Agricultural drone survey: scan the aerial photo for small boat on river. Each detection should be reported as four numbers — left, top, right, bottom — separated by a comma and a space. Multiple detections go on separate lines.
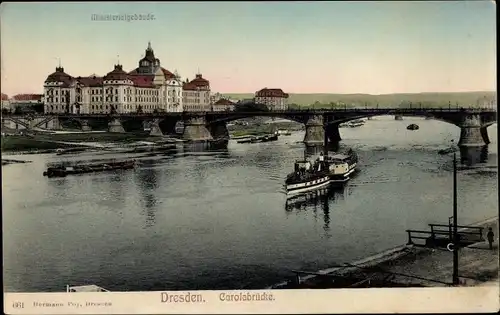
347, 119, 365, 128
43, 160, 136, 178
237, 137, 254, 144
239, 133, 279, 143
67, 284, 109, 292
438, 147, 456, 155
260, 134, 278, 142
56, 147, 88, 155
277, 129, 292, 136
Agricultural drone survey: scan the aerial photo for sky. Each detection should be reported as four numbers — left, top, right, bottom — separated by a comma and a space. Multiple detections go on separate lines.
0, 1, 496, 96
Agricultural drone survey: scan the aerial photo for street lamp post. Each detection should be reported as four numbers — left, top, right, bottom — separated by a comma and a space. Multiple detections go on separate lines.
452, 140, 459, 285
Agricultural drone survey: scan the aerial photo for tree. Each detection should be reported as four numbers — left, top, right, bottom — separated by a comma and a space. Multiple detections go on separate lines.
234, 102, 269, 112
32, 104, 44, 113
136, 105, 143, 114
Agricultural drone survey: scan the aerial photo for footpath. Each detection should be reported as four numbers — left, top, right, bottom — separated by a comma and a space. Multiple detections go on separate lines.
273, 217, 499, 289
376, 217, 498, 287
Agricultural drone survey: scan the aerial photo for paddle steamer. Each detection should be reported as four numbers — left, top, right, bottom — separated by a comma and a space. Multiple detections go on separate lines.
285, 149, 358, 195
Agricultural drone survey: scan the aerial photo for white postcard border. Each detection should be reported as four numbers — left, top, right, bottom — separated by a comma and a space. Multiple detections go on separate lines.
4, 286, 500, 314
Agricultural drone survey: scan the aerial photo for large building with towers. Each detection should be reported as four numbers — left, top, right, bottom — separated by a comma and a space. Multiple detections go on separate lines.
43, 42, 211, 114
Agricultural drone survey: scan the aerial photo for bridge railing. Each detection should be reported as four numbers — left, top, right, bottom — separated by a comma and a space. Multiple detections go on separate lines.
4, 106, 496, 118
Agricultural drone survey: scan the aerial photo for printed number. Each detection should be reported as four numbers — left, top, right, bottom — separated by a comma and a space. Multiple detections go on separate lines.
12, 302, 24, 309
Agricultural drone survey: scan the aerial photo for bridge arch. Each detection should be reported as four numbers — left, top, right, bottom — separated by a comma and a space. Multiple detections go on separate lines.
325, 113, 460, 127
204, 113, 307, 141
207, 112, 307, 125
2, 117, 30, 130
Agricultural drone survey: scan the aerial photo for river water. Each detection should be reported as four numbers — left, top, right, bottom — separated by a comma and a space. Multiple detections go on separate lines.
3, 116, 498, 292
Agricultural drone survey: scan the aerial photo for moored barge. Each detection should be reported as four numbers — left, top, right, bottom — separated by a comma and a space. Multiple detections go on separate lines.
43, 160, 136, 178
67, 284, 110, 292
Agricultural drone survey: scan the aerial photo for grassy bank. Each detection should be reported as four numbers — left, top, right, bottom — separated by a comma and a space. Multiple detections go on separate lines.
34, 132, 162, 143
223, 91, 496, 107
1, 136, 80, 152
1, 132, 163, 152
229, 122, 303, 137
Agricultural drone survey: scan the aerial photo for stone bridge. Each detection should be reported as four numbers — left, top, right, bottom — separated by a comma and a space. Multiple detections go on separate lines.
2, 105, 497, 148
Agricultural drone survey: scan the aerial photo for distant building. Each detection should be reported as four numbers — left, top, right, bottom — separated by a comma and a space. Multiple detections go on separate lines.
212, 98, 235, 112
255, 88, 289, 110
182, 74, 211, 112
210, 92, 224, 104
1, 93, 9, 110
10, 94, 43, 112
43, 42, 209, 114
210, 92, 239, 105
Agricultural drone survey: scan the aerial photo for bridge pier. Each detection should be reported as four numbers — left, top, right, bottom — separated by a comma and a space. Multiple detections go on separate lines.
2, 118, 9, 130
458, 114, 487, 147
480, 127, 490, 145
183, 115, 213, 142
108, 118, 126, 133
80, 120, 92, 132
459, 145, 489, 166
150, 119, 164, 136
158, 117, 180, 135
208, 121, 229, 140
325, 123, 342, 144
34, 116, 61, 130
303, 115, 324, 146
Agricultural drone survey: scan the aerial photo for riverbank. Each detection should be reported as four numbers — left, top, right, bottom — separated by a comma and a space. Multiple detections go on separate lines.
229, 121, 303, 137
1, 132, 163, 152
379, 216, 499, 287
271, 216, 499, 288
2, 159, 32, 166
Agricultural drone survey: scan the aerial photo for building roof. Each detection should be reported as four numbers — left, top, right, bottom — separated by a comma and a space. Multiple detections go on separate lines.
1, 93, 8, 101
44, 43, 178, 89
76, 76, 104, 87
128, 67, 176, 79
140, 41, 157, 63
11, 94, 43, 101
183, 74, 210, 91
255, 88, 289, 98
104, 64, 130, 81
131, 75, 155, 88
161, 68, 176, 79
214, 98, 235, 105
45, 66, 73, 84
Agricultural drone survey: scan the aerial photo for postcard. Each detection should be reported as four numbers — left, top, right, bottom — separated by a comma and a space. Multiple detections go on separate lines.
1, 1, 498, 314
